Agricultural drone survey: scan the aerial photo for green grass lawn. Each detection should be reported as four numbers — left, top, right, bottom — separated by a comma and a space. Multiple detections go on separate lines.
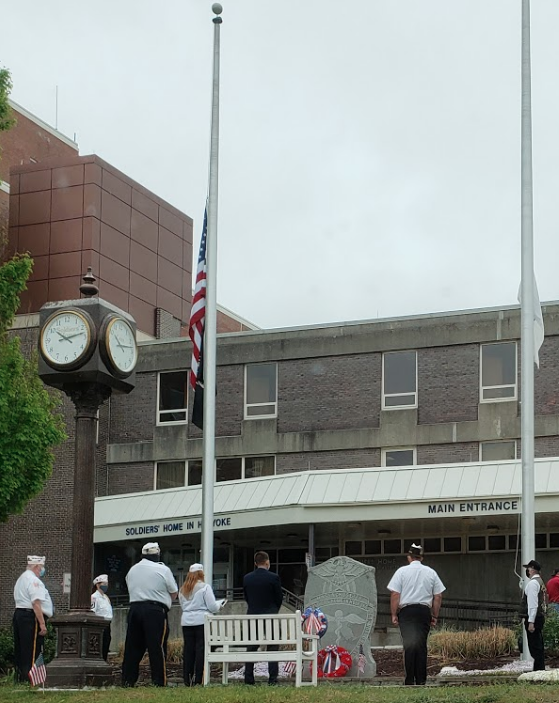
1, 684, 559, 703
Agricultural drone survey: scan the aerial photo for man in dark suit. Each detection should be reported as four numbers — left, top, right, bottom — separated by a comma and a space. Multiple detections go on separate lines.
243, 551, 283, 685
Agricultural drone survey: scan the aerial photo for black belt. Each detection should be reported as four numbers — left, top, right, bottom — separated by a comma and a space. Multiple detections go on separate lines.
15, 608, 34, 612
132, 600, 169, 613
400, 603, 430, 609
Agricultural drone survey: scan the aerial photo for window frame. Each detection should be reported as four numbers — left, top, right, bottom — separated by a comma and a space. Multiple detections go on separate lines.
382, 350, 418, 410
154, 460, 187, 491
479, 342, 517, 403
479, 440, 517, 462
244, 363, 278, 420
381, 447, 417, 468
156, 370, 188, 426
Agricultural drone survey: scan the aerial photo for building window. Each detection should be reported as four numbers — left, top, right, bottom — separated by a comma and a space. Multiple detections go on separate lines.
480, 441, 516, 462
245, 363, 277, 418
155, 461, 186, 490
245, 456, 275, 478
382, 351, 417, 409
443, 537, 462, 553
382, 448, 416, 468
480, 342, 517, 402
187, 460, 202, 486
158, 371, 188, 424
216, 458, 242, 482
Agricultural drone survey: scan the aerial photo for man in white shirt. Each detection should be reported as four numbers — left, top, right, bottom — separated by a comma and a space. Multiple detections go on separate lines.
387, 543, 445, 685
121, 542, 178, 687
521, 559, 546, 671
13, 555, 54, 683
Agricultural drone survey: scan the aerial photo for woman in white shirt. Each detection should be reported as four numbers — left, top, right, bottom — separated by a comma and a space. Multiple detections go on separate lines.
179, 563, 223, 686
90, 574, 113, 662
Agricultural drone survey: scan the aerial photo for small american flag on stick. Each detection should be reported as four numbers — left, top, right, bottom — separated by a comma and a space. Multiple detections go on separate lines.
189, 208, 207, 430
283, 661, 296, 676
28, 651, 47, 687
357, 644, 366, 675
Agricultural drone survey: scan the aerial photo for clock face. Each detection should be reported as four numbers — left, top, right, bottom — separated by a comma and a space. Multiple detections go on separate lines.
40, 310, 93, 369
106, 317, 138, 376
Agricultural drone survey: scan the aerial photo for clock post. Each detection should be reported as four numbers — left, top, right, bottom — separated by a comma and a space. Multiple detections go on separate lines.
38, 269, 137, 687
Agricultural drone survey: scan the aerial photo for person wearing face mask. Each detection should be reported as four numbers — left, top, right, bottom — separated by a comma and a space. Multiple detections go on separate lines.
91, 574, 113, 662
520, 560, 547, 671
13, 555, 53, 683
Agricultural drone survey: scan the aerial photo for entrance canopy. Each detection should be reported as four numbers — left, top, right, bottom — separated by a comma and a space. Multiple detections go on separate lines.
94, 458, 559, 543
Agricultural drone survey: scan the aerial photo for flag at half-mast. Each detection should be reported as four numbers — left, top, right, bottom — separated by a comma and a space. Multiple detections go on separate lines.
189, 208, 208, 429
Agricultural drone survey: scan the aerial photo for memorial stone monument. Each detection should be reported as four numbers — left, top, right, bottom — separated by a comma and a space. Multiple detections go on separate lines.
305, 556, 377, 677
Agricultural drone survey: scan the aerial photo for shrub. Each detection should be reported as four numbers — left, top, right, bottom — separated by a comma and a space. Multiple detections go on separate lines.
0, 623, 56, 674
428, 625, 516, 660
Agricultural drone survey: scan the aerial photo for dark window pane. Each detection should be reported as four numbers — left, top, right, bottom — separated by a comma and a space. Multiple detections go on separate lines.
385, 450, 414, 467
536, 533, 547, 549
482, 343, 516, 387
468, 536, 486, 551
246, 364, 277, 405
384, 351, 416, 395
509, 535, 518, 550
315, 548, 330, 560
488, 535, 506, 550
384, 394, 416, 407
345, 541, 362, 555
423, 538, 441, 553
481, 441, 516, 461
245, 456, 275, 478
384, 539, 402, 555
444, 537, 462, 552
156, 461, 184, 490
159, 371, 188, 411
187, 460, 202, 486
246, 404, 276, 417
216, 458, 242, 482
278, 549, 306, 562
483, 387, 515, 400
550, 534, 559, 548
364, 540, 381, 555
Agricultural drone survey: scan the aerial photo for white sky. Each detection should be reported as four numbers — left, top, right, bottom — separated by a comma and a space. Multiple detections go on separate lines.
3, 1, 559, 329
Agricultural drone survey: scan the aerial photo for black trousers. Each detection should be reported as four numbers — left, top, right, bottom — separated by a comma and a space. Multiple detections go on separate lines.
122, 602, 169, 687
13, 609, 44, 684
398, 604, 431, 685
244, 644, 279, 684
524, 615, 545, 671
182, 624, 204, 685
102, 624, 111, 662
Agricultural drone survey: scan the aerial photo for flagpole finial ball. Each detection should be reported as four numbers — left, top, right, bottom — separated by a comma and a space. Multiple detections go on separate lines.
212, 3, 223, 15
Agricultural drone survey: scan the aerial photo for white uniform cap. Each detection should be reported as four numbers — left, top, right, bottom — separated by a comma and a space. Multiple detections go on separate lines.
27, 555, 46, 566
93, 574, 108, 585
142, 542, 160, 555
189, 563, 204, 573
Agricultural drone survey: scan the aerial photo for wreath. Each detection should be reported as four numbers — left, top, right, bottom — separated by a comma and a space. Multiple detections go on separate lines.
302, 607, 328, 638
316, 645, 352, 678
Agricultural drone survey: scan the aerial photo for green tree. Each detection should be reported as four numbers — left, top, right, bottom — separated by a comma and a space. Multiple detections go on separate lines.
0, 66, 15, 140
0, 255, 66, 522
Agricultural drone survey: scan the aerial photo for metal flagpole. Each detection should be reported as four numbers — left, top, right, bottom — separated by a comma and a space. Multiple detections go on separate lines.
201, 2, 223, 587
520, 0, 535, 659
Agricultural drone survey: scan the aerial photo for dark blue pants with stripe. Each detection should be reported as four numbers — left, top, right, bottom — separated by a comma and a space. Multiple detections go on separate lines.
13, 609, 44, 683
122, 602, 169, 687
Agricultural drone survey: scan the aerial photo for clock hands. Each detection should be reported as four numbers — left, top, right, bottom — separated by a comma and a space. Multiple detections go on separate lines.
55, 330, 84, 343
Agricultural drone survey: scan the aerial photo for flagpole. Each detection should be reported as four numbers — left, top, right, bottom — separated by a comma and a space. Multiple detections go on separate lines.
201, 2, 223, 587
520, 0, 535, 641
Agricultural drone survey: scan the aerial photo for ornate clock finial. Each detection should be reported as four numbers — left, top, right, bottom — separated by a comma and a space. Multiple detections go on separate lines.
80, 267, 99, 298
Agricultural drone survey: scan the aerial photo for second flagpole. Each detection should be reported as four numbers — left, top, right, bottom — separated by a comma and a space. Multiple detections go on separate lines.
201, 2, 223, 587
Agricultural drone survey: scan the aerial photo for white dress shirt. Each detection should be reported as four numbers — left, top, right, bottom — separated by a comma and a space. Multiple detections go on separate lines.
126, 558, 178, 609
14, 569, 53, 617
91, 590, 113, 620
179, 581, 221, 626
524, 576, 541, 623
387, 560, 446, 607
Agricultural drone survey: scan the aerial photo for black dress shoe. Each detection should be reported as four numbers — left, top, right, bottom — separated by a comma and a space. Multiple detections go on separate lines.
268, 680, 278, 686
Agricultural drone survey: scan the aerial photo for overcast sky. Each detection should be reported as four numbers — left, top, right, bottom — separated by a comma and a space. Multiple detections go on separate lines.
3, 1, 559, 329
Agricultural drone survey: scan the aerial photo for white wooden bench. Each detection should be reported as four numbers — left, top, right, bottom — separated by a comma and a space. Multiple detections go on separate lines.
203, 609, 318, 687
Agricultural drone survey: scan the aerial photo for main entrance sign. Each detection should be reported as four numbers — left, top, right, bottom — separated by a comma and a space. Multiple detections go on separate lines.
427, 500, 519, 515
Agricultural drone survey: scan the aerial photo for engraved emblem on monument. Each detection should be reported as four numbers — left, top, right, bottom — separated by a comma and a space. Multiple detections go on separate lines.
304, 556, 377, 677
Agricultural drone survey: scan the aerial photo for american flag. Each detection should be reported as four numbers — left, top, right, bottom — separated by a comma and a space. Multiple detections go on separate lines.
189, 209, 207, 429
283, 661, 296, 676
28, 651, 47, 687
357, 644, 366, 675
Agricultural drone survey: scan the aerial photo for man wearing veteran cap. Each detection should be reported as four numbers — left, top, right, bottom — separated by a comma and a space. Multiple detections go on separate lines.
122, 542, 178, 687
13, 555, 53, 683
520, 559, 547, 671
387, 543, 445, 686
91, 574, 113, 662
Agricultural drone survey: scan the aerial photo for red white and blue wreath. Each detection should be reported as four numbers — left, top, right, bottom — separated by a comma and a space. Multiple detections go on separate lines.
316, 644, 352, 678
301, 607, 328, 638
